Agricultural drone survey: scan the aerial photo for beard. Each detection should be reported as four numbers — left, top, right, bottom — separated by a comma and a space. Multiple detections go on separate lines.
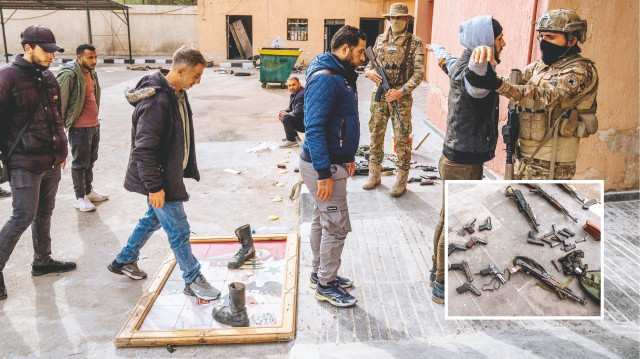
342, 50, 362, 69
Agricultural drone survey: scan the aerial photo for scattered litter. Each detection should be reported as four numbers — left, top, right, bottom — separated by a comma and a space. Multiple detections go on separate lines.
224, 169, 241, 175
166, 344, 176, 353
269, 215, 279, 221
246, 142, 279, 153
214, 69, 234, 74
279, 170, 288, 174
234, 72, 252, 76
282, 159, 290, 163
285, 150, 292, 154
381, 170, 394, 176
277, 164, 287, 169
272, 197, 283, 202
294, 167, 299, 173
276, 183, 286, 187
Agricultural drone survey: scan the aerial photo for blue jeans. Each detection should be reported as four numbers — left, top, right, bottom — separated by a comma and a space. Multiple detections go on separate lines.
115, 201, 201, 282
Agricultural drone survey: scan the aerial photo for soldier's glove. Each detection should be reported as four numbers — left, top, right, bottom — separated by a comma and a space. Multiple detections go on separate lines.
465, 70, 503, 91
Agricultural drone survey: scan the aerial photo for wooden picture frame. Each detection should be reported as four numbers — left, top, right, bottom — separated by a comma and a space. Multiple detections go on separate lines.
114, 233, 299, 347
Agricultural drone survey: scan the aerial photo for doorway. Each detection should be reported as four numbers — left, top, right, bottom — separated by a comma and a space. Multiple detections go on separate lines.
324, 19, 345, 52
227, 15, 252, 60
359, 18, 385, 49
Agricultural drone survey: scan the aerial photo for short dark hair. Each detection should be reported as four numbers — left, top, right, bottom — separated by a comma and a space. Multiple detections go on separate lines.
76, 43, 96, 55
21, 41, 37, 51
330, 25, 366, 52
173, 45, 207, 68
287, 76, 299, 83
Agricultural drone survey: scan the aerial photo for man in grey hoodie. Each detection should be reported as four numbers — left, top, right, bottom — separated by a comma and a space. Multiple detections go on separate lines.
428, 15, 505, 304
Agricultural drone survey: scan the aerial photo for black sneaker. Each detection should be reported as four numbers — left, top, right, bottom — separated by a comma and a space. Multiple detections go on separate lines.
108, 260, 147, 280
31, 259, 77, 276
0, 272, 7, 300
309, 272, 353, 289
0, 187, 10, 198
314, 280, 357, 307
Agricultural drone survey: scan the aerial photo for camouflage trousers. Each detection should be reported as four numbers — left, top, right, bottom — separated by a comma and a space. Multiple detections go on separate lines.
368, 94, 413, 170
514, 157, 576, 180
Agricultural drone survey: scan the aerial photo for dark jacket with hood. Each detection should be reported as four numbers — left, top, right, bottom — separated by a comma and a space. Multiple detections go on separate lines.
0, 55, 68, 171
123, 70, 199, 202
286, 86, 305, 119
301, 53, 360, 180
432, 15, 501, 164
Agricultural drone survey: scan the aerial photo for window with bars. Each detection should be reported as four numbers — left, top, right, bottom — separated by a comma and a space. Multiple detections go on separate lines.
114, 0, 197, 5
287, 18, 308, 41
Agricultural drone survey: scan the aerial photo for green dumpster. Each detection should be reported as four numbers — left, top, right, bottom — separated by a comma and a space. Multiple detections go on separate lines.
259, 48, 302, 89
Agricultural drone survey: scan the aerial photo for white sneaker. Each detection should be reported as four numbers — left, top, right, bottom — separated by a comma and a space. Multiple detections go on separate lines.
74, 196, 96, 212
87, 189, 109, 202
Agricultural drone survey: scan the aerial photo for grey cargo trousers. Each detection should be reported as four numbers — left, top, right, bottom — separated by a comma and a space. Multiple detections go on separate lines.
299, 159, 352, 286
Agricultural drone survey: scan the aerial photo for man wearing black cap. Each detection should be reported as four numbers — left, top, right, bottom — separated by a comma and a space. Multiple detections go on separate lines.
428, 16, 505, 304
0, 25, 76, 301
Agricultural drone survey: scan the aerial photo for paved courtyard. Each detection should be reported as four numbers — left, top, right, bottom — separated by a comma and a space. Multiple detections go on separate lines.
0, 64, 638, 358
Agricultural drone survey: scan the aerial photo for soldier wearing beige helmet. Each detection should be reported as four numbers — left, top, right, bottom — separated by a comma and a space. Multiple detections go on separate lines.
467, 9, 599, 180
362, 2, 424, 196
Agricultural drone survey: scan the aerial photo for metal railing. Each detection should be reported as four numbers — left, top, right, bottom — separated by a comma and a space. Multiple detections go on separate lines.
114, 0, 197, 5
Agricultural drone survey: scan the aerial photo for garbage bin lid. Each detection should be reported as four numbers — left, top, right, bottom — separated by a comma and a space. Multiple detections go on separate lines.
259, 48, 302, 56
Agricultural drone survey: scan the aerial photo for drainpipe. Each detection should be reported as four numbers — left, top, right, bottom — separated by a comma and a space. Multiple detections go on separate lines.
526, 0, 539, 64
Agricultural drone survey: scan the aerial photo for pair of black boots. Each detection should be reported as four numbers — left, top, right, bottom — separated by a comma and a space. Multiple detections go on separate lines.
213, 224, 255, 327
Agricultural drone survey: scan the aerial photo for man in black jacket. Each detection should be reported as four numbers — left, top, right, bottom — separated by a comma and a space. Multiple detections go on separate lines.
428, 16, 505, 305
107, 46, 220, 301
278, 76, 305, 148
0, 25, 76, 301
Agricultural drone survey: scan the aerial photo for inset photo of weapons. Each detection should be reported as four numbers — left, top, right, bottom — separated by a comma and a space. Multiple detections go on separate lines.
444, 180, 602, 318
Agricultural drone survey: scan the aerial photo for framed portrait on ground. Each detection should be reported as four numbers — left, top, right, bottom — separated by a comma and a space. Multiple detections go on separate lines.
114, 233, 299, 347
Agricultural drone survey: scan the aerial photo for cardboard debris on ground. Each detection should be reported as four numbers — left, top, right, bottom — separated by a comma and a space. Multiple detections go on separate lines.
224, 169, 242, 175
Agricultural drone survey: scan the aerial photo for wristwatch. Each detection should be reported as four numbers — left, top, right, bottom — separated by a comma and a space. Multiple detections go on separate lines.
401, 88, 408, 96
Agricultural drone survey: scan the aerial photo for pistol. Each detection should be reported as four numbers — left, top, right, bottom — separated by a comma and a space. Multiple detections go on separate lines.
448, 243, 467, 256
478, 217, 492, 231
463, 218, 476, 234
449, 260, 473, 282
456, 281, 481, 296
465, 236, 488, 249
478, 264, 507, 284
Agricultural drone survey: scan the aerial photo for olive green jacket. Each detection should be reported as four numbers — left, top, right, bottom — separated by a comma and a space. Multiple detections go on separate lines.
56, 60, 101, 129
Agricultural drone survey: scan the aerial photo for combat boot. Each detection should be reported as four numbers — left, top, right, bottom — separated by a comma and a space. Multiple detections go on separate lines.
227, 224, 255, 269
212, 282, 250, 327
362, 163, 382, 190
390, 168, 409, 197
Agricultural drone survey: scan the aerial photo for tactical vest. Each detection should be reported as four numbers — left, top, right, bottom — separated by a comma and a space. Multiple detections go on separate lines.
518, 55, 598, 163
376, 32, 413, 88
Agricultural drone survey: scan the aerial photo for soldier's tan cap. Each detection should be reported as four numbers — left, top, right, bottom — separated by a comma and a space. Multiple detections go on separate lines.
384, 3, 413, 18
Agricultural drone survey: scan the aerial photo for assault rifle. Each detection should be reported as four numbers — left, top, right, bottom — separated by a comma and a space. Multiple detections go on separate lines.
525, 184, 578, 223
354, 161, 395, 176
555, 183, 598, 209
449, 260, 473, 282
512, 256, 587, 305
502, 69, 522, 180
365, 47, 401, 121
505, 186, 540, 233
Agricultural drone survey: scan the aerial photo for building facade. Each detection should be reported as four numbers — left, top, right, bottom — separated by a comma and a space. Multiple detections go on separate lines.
197, 0, 415, 64
413, 0, 639, 191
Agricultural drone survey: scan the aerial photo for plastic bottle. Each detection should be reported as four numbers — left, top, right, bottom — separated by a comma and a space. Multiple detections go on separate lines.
252, 226, 289, 234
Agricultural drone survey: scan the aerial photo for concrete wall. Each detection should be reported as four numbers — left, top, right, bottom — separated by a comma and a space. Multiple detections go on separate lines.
197, 0, 415, 65
422, 0, 639, 191
0, 5, 198, 57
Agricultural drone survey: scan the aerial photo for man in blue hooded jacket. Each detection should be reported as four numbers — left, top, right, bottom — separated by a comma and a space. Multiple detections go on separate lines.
428, 16, 505, 304
299, 25, 366, 307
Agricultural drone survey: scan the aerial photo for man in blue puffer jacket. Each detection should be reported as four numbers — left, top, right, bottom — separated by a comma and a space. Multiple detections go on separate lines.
299, 25, 366, 307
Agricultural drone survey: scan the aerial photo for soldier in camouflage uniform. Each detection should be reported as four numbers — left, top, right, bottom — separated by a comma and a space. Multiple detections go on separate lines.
467, 9, 598, 180
362, 3, 424, 196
